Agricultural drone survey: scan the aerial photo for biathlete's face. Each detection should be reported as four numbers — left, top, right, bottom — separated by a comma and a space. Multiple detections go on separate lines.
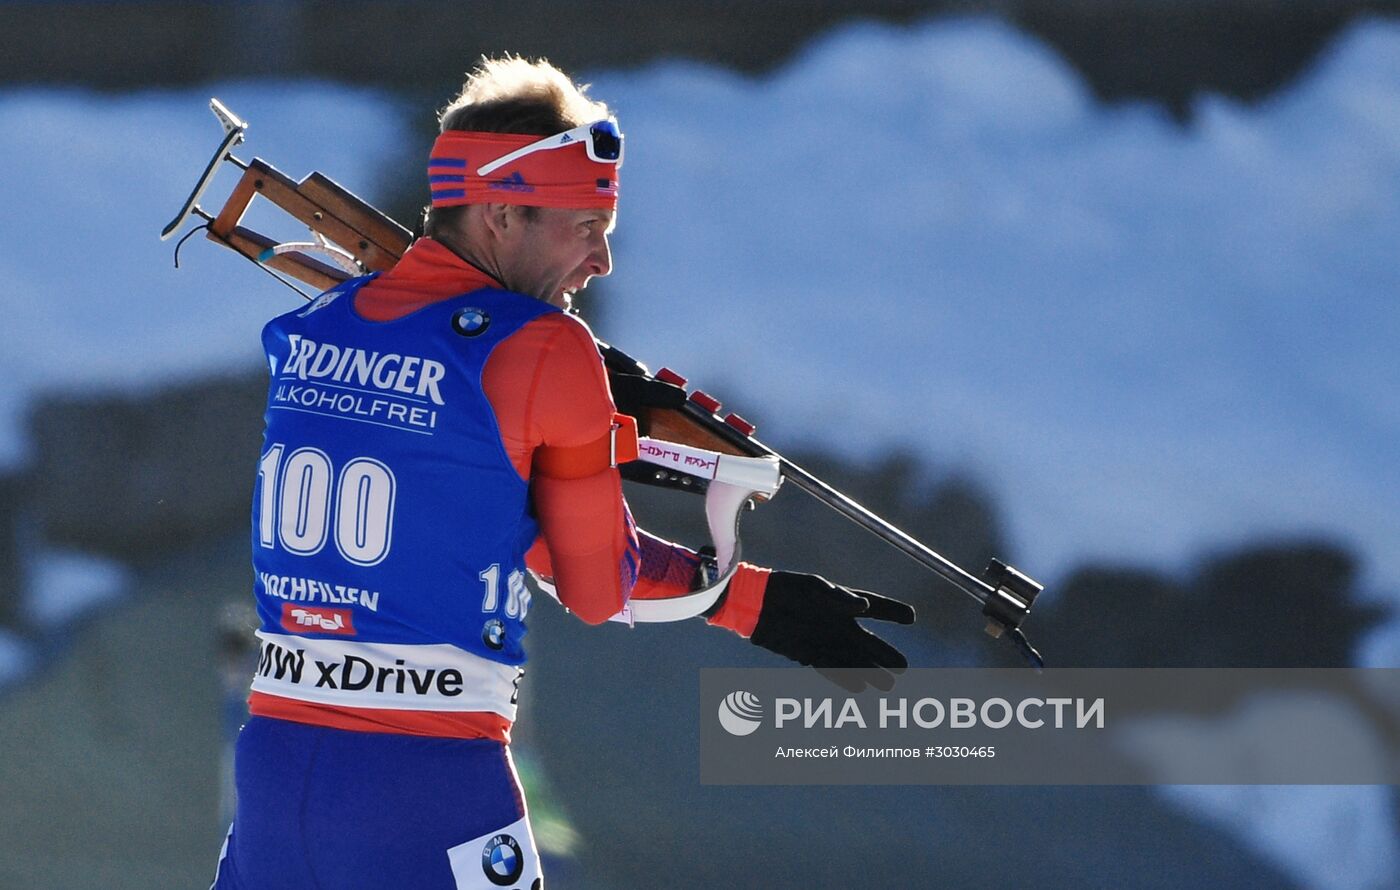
498, 205, 615, 310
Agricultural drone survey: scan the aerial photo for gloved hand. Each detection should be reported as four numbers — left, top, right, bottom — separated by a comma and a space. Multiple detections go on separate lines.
749, 570, 915, 692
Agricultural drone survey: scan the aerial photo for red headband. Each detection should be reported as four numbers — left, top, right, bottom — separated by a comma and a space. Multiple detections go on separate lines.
427, 131, 619, 211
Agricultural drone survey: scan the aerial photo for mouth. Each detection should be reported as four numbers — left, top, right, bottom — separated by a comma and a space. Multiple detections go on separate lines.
558, 277, 589, 302
552, 284, 577, 311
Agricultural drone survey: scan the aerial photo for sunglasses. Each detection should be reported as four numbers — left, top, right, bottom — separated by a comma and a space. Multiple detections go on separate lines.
475, 119, 624, 177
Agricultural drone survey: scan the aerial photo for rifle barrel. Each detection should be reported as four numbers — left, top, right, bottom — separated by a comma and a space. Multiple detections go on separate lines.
672, 399, 993, 609
768, 450, 992, 608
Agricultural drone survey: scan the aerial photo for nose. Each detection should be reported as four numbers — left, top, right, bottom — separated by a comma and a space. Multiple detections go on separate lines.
588, 232, 612, 278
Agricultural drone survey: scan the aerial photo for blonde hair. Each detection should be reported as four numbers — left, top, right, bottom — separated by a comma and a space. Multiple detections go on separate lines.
438, 55, 611, 135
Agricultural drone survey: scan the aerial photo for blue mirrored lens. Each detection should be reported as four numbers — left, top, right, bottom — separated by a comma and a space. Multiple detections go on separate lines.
589, 121, 622, 161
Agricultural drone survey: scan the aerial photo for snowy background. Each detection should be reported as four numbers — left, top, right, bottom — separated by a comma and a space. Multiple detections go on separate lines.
1, 14, 1397, 890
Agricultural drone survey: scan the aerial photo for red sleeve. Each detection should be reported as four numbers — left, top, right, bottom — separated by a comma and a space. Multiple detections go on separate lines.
484, 313, 637, 624
482, 312, 612, 479
484, 312, 769, 631
705, 563, 769, 638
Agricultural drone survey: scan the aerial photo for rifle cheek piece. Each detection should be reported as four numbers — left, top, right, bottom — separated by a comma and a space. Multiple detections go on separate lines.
981, 558, 1042, 639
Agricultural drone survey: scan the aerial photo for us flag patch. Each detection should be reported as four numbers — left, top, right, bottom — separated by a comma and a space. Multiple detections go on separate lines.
596, 178, 618, 195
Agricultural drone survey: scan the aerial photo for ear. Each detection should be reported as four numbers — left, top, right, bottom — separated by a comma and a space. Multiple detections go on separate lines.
480, 202, 514, 240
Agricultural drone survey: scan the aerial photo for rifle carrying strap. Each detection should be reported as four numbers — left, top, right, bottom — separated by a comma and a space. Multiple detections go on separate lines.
532, 413, 640, 479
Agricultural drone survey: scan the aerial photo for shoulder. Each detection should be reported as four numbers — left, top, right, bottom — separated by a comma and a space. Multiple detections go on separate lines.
491, 312, 612, 446
496, 310, 601, 366
528, 309, 597, 345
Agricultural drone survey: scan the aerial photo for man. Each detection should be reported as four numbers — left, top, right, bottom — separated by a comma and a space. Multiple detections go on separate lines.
212, 56, 914, 890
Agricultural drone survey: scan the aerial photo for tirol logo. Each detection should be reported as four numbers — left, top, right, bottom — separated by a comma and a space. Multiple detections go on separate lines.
718, 690, 764, 736
281, 604, 356, 635
481, 833, 524, 886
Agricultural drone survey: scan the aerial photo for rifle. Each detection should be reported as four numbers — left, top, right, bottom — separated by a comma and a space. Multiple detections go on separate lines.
162, 99, 1045, 666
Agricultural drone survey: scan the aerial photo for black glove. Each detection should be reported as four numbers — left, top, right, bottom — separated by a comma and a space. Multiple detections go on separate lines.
749, 571, 916, 692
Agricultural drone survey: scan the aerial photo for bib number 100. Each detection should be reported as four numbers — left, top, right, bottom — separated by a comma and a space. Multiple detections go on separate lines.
257, 443, 397, 566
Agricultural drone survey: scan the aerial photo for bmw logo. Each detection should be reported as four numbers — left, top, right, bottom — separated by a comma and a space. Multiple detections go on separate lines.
481, 833, 524, 886
482, 619, 506, 651
452, 307, 491, 337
